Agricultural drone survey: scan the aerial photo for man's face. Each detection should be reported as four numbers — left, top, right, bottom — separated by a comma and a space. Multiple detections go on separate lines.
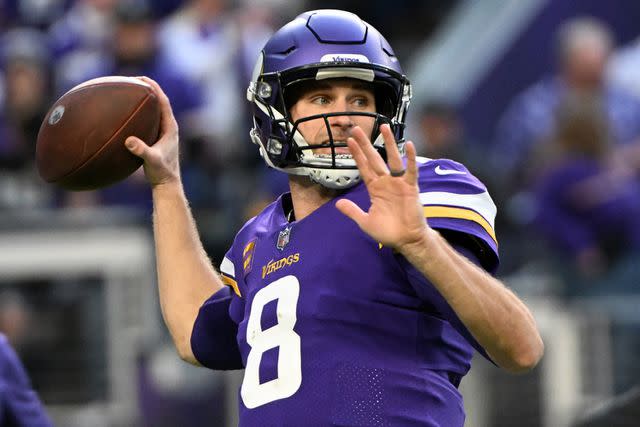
563, 36, 610, 91
5, 60, 48, 117
115, 22, 155, 64
288, 78, 376, 155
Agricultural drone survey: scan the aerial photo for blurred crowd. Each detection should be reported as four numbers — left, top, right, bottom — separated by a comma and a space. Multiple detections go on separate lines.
0, 0, 458, 260
2, 0, 640, 424
0, 0, 292, 252
417, 15, 640, 396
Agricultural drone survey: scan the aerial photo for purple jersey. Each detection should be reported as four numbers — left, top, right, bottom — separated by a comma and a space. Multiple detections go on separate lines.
192, 158, 498, 426
0, 334, 52, 427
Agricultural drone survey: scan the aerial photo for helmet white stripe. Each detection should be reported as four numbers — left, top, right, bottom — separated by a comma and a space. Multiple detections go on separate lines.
315, 67, 375, 82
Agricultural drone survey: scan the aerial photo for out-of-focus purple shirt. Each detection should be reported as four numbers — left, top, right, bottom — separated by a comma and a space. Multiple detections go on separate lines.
0, 334, 53, 427
532, 157, 640, 256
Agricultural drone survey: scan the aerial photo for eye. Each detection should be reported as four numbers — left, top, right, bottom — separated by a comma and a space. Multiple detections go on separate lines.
353, 97, 368, 107
311, 95, 330, 105
352, 96, 373, 109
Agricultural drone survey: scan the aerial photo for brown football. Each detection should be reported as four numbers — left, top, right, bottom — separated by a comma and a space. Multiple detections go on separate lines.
36, 76, 160, 191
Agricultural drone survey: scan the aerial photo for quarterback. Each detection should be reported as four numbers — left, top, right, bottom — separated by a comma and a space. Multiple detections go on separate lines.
126, 9, 544, 426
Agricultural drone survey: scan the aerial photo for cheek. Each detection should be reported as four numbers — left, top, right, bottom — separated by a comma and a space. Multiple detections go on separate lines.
290, 104, 322, 142
356, 116, 376, 138
295, 118, 325, 143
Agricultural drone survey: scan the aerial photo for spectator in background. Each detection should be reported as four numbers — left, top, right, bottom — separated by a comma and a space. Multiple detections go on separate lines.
2, 0, 68, 30
416, 101, 464, 160
157, 0, 274, 163
48, 0, 118, 95
103, 0, 206, 212
0, 28, 54, 210
0, 291, 32, 354
414, 100, 492, 186
110, 0, 203, 122
492, 17, 640, 194
60, 0, 206, 212
0, 333, 53, 426
234, 0, 283, 88
529, 94, 640, 395
155, 0, 280, 256
608, 32, 640, 99
530, 93, 640, 294
147, 0, 183, 19
413, 100, 535, 274
527, 92, 640, 395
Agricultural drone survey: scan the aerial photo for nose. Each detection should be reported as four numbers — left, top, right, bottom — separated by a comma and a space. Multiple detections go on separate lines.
329, 114, 354, 129
328, 98, 354, 130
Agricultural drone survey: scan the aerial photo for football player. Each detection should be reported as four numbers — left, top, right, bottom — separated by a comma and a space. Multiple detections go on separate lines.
126, 9, 544, 426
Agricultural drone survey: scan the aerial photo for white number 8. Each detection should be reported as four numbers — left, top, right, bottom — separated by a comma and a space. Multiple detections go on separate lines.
241, 275, 302, 408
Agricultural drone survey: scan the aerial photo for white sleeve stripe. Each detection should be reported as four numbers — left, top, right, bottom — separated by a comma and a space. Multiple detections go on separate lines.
415, 156, 432, 164
220, 256, 235, 278
419, 191, 497, 228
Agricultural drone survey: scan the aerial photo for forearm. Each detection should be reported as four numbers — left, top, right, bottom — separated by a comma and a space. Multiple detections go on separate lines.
401, 229, 544, 372
152, 180, 224, 363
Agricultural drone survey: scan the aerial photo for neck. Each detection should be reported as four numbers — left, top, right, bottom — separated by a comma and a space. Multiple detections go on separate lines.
288, 175, 341, 221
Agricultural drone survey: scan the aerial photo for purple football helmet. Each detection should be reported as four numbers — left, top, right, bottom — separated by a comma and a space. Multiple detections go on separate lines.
247, 9, 412, 189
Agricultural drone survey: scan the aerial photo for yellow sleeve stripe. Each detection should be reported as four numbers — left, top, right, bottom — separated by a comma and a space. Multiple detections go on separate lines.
423, 206, 497, 244
243, 241, 256, 257
221, 274, 241, 297
243, 255, 253, 270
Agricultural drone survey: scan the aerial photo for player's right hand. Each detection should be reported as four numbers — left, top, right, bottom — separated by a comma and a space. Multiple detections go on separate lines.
125, 76, 181, 187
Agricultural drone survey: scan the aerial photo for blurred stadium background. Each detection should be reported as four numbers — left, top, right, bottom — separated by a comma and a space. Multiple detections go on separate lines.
1, 0, 640, 426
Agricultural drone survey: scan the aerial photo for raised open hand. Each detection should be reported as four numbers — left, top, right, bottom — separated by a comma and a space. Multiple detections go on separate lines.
335, 124, 431, 252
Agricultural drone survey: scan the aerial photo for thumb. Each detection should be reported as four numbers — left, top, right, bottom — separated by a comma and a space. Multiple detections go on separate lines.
125, 137, 149, 159
335, 199, 367, 228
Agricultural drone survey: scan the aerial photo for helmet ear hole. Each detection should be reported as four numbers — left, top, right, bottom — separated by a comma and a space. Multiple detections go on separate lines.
283, 81, 307, 112
374, 82, 397, 118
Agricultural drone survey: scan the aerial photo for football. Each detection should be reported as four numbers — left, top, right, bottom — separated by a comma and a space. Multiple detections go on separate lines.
36, 76, 160, 191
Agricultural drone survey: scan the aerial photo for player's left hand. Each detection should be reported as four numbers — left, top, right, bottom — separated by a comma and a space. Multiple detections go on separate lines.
336, 124, 435, 253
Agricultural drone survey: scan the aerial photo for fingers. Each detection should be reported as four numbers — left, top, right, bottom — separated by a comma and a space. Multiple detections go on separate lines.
125, 136, 151, 160
404, 141, 419, 184
346, 137, 376, 184
138, 76, 168, 108
136, 76, 178, 136
350, 124, 407, 180
380, 124, 404, 175
350, 126, 388, 176
335, 199, 368, 228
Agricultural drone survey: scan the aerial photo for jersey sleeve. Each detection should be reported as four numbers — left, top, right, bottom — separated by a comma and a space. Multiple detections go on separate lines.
417, 157, 499, 272
190, 246, 245, 370
399, 243, 495, 364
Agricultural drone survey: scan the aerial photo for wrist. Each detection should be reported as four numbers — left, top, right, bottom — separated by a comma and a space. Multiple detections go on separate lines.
152, 177, 184, 198
396, 227, 441, 260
